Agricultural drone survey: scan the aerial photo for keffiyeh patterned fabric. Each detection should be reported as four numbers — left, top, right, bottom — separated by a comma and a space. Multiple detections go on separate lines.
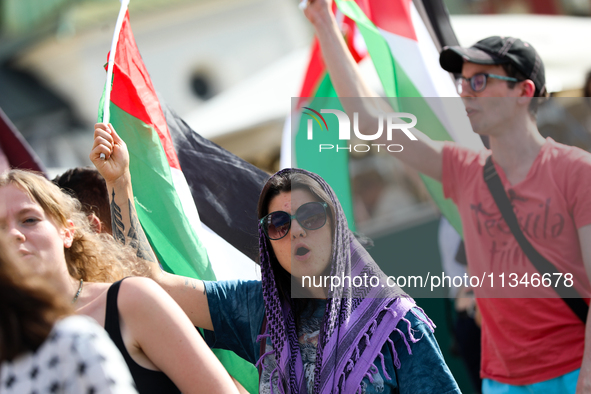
257, 168, 435, 394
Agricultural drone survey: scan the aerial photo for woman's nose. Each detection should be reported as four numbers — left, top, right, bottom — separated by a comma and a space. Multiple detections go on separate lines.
290, 219, 307, 239
7, 225, 25, 242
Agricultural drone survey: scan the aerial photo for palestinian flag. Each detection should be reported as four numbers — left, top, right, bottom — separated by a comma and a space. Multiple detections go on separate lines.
164, 103, 268, 264
290, 7, 367, 230
98, 4, 259, 391
292, 0, 484, 234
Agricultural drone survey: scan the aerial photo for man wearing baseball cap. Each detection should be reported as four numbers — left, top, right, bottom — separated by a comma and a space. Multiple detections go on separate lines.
303, 1, 591, 393
439, 36, 547, 97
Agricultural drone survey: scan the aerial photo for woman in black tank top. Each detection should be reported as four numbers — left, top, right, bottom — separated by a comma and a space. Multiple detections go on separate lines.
0, 170, 241, 394
104, 279, 179, 394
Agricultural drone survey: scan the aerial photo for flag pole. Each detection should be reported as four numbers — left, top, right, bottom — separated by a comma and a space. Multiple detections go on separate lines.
103, 0, 130, 125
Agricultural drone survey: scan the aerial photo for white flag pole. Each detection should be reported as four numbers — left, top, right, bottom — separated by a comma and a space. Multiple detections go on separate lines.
102, 0, 130, 125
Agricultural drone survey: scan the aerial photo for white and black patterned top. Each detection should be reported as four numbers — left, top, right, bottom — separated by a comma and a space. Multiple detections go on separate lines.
0, 315, 137, 394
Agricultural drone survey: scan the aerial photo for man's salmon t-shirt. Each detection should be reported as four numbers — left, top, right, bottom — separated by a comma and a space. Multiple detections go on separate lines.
441, 137, 591, 385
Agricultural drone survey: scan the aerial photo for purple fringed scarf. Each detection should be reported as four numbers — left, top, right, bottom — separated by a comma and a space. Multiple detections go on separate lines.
257, 168, 434, 394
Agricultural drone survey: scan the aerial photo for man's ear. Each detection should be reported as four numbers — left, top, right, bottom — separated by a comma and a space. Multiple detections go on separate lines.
63, 219, 75, 248
88, 213, 102, 234
516, 80, 536, 110
520, 79, 536, 98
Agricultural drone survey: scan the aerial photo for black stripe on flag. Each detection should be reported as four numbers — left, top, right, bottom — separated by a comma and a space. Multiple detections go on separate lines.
163, 103, 269, 263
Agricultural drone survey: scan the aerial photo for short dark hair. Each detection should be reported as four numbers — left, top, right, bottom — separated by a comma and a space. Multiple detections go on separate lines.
501, 62, 547, 117
53, 167, 111, 234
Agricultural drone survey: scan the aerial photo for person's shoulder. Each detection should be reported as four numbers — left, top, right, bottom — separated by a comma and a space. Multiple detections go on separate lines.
389, 306, 435, 346
545, 138, 591, 163
117, 276, 160, 296
115, 277, 169, 313
402, 307, 434, 332
443, 141, 489, 167
542, 138, 591, 180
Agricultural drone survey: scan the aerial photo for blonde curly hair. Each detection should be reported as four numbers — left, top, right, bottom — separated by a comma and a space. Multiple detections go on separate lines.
0, 169, 147, 283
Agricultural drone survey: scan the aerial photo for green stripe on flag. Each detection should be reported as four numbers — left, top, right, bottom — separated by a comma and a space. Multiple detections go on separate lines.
100, 102, 215, 279
295, 73, 356, 231
333, 0, 399, 100
334, 0, 463, 235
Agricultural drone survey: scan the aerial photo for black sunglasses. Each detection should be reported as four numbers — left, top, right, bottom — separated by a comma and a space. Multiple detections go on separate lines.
260, 201, 329, 240
456, 73, 521, 94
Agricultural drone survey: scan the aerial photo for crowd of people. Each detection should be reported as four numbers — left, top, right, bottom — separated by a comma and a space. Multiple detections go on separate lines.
1, 0, 590, 393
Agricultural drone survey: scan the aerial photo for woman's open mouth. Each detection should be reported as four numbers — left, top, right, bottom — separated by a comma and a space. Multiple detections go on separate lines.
294, 246, 311, 260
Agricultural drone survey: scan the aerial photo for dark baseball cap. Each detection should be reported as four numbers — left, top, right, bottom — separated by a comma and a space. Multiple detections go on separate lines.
439, 36, 546, 96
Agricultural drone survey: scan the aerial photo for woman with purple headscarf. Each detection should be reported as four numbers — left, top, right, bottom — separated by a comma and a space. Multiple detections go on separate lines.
91, 125, 460, 393
236, 168, 460, 394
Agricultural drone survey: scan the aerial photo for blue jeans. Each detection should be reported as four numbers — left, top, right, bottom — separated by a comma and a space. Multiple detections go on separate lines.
482, 369, 580, 394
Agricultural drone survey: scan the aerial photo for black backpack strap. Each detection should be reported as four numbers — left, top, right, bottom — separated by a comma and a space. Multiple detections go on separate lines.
483, 155, 588, 324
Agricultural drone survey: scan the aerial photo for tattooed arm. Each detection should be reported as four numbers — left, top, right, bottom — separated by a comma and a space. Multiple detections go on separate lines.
108, 185, 156, 263
90, 123, 214, 330
89, 122, 157, 265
